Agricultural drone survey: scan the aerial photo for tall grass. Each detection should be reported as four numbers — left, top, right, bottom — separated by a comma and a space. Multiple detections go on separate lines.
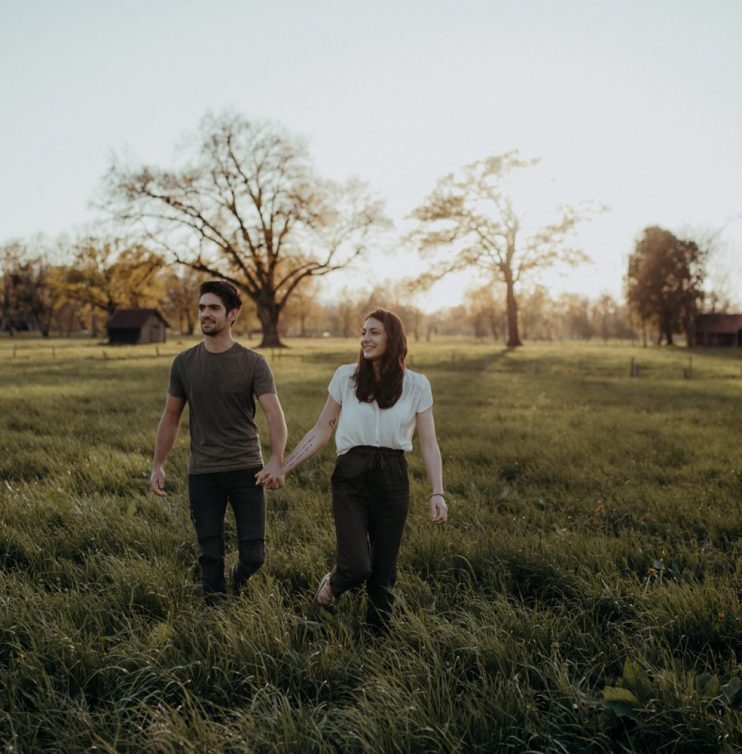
2, 337, 742, 752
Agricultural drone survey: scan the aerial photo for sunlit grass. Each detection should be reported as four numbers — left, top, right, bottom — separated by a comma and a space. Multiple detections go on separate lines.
2, 337, 742, 752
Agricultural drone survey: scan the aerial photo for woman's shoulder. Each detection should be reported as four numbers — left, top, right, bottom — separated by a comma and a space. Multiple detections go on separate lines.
331, 363, 357, 383
335, 363, 356, 376
403, 368, 431, 389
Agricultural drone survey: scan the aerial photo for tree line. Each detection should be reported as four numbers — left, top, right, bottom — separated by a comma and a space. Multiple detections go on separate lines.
1, 110, 736, 346
0, 241, 635, 344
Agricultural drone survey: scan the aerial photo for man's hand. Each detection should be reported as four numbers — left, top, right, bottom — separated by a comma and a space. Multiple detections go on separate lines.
150, 467, 167, 497
255, 458, 285, 489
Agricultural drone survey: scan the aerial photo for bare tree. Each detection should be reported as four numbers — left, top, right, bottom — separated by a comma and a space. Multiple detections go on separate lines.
557, 293, 594, 340
408, 151, 599, 347
679, 218, 742, 312
519, 285, 555, 340
466, 284, 504, 340
102, 112, 389, 347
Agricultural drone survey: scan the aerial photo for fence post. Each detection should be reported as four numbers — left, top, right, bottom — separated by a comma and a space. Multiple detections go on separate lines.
682, 356, 692, 379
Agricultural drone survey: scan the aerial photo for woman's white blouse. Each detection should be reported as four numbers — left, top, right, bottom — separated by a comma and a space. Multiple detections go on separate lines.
328, 364, 433, 455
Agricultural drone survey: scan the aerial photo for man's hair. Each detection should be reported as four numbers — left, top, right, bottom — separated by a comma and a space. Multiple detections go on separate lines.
199, 280, 242, 313
353, 308, 407, 409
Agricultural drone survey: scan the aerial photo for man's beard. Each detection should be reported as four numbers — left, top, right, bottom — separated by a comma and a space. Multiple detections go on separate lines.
201, 320, 224, 335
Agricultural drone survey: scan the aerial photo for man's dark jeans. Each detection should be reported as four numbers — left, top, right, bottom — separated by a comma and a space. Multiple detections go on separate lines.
329, 446, 410, 632
188, 468, 265, 600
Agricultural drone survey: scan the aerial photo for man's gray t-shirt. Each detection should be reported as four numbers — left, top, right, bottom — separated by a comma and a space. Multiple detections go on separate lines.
168, 342, 276, 473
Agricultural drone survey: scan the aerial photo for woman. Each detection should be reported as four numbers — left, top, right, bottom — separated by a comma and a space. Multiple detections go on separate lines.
259, 308, 447, 633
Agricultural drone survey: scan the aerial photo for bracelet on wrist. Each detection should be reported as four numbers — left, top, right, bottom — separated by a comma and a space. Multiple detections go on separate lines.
430, 493, 445, 499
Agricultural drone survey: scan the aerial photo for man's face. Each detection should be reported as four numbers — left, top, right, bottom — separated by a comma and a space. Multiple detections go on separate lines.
198, 293, 237, 336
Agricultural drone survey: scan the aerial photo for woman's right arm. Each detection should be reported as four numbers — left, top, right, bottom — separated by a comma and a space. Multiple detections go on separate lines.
256, 396, 341, 485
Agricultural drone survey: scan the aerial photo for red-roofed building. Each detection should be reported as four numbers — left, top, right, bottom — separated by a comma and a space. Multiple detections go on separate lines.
106, 308, 170, 345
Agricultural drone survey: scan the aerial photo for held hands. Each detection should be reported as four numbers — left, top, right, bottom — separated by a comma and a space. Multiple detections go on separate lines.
430, 493, 448, 524
255, 458, 285, 490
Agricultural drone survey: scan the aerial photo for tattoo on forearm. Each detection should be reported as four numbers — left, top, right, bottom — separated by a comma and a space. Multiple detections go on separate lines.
329, 418, 336, 428
284, 431, 318, 470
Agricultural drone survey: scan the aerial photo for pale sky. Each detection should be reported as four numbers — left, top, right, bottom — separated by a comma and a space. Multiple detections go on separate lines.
1, 0, 741, 311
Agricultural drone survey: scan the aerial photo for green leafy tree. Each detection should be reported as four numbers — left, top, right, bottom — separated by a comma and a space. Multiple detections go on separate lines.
626, 226, 704, 346
0, 240, 66, 337
63, 238, 165, 335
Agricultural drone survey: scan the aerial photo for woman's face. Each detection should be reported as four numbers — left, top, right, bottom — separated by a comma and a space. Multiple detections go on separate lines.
360, 317, 388, 361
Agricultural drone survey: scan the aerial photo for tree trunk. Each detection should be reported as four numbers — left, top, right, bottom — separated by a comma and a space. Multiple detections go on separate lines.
35, 315, 50, 337
256, 300, 285, 348
505, 276, 522, 347
185, 307, 195, 335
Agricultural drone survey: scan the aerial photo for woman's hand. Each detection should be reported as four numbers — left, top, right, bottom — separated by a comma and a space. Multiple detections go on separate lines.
430, 493, 448, 524
255, 462, 284, 489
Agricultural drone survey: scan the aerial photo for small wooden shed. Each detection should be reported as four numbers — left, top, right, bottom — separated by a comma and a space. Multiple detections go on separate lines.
694, 313, 742, 347
106, 308, 170, 345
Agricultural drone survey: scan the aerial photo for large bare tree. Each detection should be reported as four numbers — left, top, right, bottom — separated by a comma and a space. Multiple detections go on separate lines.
408, 151, 598, 347
102, 112, 389, 347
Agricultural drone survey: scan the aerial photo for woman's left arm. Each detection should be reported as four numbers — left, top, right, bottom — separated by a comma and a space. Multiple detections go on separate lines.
416, 407, 448, 524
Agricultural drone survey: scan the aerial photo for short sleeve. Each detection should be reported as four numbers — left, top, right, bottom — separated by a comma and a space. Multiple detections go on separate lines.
415, 375, 433, 413
168, 357, 186, 399
328, 365, 351, 404
253, 355, 277, 397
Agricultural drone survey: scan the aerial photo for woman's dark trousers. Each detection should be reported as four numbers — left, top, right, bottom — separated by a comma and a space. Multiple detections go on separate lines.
329, 446, 410, 632
188, 468, 265, 601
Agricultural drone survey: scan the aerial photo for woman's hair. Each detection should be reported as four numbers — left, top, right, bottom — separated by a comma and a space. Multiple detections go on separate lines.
354, 308, 407, 408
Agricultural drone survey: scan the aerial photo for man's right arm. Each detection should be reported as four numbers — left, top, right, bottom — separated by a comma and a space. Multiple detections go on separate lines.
150, 394, 186, 496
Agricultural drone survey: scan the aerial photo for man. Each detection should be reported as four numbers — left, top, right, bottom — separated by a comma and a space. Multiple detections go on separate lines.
150, 280, 287, 603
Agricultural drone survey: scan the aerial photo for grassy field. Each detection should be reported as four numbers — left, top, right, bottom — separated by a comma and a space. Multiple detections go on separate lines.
2, 336, 742, 753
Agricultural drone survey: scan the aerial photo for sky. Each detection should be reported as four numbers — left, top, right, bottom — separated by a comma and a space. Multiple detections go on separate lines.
1, 0, 741, 311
